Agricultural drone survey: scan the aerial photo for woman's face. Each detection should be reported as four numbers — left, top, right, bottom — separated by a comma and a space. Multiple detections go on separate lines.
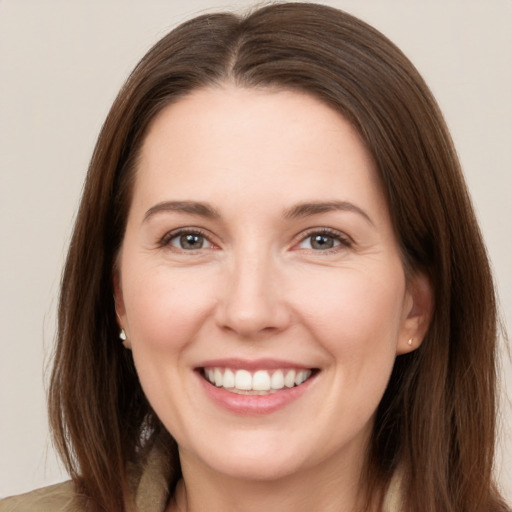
115, 86, 429, 482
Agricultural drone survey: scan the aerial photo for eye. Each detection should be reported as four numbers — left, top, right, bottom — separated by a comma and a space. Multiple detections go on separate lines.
163, 229, 214, 251
296, 229, 351, 251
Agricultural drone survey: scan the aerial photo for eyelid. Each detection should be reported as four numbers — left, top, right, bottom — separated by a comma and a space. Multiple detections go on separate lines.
159, 227, 217, 250
158, 226, 352, 253
292, 227, 353, 252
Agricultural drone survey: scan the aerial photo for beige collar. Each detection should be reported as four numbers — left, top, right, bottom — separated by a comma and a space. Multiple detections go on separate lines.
131, 440, 174, 512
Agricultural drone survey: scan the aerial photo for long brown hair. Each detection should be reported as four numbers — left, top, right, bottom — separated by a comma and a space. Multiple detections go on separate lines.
49, 3, 509, 511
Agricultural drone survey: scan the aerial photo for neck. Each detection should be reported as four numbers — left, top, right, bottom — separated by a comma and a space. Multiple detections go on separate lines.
168, 448, 380, 512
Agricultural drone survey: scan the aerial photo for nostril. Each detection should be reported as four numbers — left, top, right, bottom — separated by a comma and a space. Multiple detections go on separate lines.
215, 299, 292, 339
214, 268, 291, 337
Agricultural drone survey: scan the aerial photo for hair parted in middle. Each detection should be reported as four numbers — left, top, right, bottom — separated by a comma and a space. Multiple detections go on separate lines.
49, 3, 503, 512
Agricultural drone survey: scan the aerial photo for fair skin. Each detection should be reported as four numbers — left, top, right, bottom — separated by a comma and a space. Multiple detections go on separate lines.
115, 86, 432, 512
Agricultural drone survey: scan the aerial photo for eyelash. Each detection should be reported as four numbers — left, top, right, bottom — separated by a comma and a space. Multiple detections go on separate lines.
159, 227, 353, 253
159, 228, 213, 251
295, 228, 353, 253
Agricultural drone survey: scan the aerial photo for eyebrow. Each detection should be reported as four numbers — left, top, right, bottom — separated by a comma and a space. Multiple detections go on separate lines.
144, 200, 220, 222
283, 201, 374, 226
143, 199, 373, 226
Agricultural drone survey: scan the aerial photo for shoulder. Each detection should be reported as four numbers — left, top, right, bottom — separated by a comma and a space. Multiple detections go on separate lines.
0, 481, 84, 512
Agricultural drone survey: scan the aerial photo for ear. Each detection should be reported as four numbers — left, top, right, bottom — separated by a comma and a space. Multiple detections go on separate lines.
396, 271, 433, 355
113, 271, 131, 349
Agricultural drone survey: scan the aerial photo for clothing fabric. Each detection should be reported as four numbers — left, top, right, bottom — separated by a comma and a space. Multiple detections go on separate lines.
0, 443, 403, 511
0, 441, 172, 512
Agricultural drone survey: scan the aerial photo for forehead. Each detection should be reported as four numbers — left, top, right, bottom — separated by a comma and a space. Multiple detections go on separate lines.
142, 85, 369, 156
132, 85, 385, 217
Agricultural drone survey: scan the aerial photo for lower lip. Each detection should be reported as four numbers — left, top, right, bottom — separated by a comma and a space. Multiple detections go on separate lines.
197, 372, 317, 416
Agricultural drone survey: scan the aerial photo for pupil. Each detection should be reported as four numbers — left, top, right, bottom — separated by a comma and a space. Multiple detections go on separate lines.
311, 234, 333, 250
181, 234, 203, 249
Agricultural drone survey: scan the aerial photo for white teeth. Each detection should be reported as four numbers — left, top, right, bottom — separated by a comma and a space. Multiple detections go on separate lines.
204, 367, 313, 393
284, 370, 296, 388
235, 369, 252, 390
252, 370, 271, 391
223, 368, 235, 388
295, 369, 311, 385
271, 370, 284, 390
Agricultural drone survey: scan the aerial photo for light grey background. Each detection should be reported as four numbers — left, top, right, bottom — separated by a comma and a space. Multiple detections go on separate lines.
1, 0, 511, 501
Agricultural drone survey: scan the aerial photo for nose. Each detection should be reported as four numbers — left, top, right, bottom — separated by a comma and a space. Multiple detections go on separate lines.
215, 250, 292, 339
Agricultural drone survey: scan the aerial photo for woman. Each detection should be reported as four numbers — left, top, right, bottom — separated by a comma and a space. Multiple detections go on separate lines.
1, 2, 509, 511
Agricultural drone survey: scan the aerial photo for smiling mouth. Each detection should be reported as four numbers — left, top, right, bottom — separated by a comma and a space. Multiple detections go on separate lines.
201, 367, 318, 395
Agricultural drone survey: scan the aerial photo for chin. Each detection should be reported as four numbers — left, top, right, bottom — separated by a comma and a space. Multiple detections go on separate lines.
204, 451, 306, 482
179, 430, 312, 482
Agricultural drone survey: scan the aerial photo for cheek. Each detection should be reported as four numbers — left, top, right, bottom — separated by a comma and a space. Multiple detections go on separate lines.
293, 264, 406, 359
122, 264, 217, 353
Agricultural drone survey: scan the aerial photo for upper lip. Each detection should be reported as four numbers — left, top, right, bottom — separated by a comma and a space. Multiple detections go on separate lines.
195, 358, 316, 371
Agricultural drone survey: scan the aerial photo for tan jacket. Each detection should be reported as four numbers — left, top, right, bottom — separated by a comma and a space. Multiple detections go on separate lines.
0, 444, 403, 511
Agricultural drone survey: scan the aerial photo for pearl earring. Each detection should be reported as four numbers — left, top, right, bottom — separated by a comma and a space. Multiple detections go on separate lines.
408, 338, 413, 346
119, 329, 127, 341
